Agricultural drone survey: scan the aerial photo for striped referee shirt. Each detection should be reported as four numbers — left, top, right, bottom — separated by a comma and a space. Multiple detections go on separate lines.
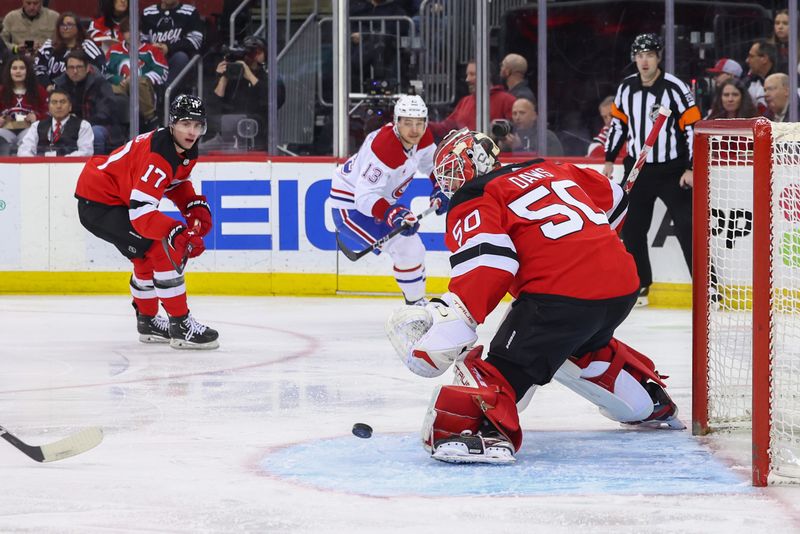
605, 70, 701, 168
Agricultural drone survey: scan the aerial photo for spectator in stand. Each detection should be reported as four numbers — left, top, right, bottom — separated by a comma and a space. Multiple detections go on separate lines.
764, 73, 794, 123
141, 0, 204, 88
705, 79, 758, 120
769, 9, 795, 75
0, 55, 48, 155
210, 35, 285, 150
494, 97, 563, 156
53, 50, 120, 154
35, 12, 106, 91
706, 57, 743, 86
17, 88, 93, 156
744, 39, 776, 115
106, 17, 167, 132
588, 96, 616, 158
1, 0, 59, 55
428, 60, 516, 140
499, 53, 535, 102
88, 0, 129, 49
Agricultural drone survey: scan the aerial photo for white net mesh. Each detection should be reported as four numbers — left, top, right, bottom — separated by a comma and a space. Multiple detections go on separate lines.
705, 124, 800, 481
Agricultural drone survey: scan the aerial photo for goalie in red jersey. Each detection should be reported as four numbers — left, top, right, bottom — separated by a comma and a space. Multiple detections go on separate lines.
75, 94, 218, 350
386, 128, 683, 464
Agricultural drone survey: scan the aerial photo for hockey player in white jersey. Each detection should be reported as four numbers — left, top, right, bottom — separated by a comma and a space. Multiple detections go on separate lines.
330, 95, 448, 304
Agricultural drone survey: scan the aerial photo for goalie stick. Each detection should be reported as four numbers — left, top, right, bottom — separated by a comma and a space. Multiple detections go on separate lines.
623, 106, 672, 193
336, 205, 437, 261
0, 424, 103, 463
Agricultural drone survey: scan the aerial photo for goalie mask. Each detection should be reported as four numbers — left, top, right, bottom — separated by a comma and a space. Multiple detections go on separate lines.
433, 129, 500, 198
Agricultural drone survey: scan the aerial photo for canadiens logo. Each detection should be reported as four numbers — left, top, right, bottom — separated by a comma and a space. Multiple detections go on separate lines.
648, 104, 662, 122
392, 177, 413, 199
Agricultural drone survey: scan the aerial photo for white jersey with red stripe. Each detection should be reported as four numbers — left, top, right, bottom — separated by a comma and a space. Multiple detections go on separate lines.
329, 123, 436, 218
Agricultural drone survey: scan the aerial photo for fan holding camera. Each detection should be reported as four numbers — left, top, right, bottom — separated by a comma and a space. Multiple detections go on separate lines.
491, 97, 563, 156
209, 36, 285, 150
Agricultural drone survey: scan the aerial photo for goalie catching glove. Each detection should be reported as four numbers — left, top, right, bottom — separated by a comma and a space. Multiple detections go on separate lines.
386, 292, 478, 378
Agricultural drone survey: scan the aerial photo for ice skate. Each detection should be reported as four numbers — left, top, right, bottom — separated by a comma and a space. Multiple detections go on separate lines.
137, 312, 170, 343
168, 313, 219, 350
431, 429, 516, 465
405, 297, 428, 306
624, 382, 685, 430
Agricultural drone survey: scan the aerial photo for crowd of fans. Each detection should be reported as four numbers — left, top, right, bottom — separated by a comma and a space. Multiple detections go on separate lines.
0, 0, 795, 157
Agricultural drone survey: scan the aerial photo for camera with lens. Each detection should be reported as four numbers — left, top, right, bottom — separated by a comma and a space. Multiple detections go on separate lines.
491, 119, 514, 138
223, 46, 247, 62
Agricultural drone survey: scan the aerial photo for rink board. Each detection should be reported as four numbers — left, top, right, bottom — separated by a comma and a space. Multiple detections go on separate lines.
0, 157, 691, 303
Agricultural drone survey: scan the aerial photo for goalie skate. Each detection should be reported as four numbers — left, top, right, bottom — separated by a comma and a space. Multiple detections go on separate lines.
431, 430, 516, 465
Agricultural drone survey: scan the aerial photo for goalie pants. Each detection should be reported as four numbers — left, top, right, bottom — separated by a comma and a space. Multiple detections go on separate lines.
77, 198, 189, 317
621, 156, 692, 288
332, 207, 426, 302
485, 290, 639, 400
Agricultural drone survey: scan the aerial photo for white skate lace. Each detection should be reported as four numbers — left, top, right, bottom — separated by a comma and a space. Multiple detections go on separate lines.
152, 315, 170, 332
184, 315, 208, 337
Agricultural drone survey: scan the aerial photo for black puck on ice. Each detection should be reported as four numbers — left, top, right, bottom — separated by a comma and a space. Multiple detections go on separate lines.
352, 423, 373, 439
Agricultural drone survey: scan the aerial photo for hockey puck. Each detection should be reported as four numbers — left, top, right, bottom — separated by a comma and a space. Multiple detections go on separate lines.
352, 423, 373, 439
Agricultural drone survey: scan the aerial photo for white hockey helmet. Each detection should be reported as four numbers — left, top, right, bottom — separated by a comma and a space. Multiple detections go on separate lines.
394, 94, 428, 123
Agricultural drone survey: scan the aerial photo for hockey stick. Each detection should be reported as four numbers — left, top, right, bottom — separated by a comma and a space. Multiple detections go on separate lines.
337, 205, 437, 262
0, 425, 103, 463
162, 220, 201, 275
623, 106, 672, 193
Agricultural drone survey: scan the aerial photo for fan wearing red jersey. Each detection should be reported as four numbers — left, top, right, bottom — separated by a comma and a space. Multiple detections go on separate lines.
386, 128, 683, 464
75, 94, 219, 350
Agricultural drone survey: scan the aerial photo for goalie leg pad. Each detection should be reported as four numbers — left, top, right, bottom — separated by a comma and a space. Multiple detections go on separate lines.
554, 358, 654, 423
572, 338, 666, 390
425, 348, 523, 452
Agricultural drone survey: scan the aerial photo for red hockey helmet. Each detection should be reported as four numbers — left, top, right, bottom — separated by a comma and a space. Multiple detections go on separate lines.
433, 128, 500, 197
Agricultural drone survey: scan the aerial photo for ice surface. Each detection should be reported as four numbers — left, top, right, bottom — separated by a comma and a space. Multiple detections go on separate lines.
0, 296, 798, 533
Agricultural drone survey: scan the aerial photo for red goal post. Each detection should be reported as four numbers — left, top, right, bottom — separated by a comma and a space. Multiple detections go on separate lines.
693, 118, 800, 486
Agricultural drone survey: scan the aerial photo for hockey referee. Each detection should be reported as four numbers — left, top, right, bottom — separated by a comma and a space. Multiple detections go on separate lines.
603, 33, 700, 307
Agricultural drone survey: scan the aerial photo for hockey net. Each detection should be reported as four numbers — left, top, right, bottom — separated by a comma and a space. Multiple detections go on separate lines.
693, 118, 800, 486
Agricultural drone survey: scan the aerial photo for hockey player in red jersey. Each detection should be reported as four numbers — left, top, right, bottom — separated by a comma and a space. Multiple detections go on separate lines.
330, 94, 448, 305
75, 94, 219, 349
386, 128, 683, 464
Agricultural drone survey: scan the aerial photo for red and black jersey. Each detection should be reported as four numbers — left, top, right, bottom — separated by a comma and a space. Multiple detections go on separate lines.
445, 159, 638, 324
75, 128, 199, 240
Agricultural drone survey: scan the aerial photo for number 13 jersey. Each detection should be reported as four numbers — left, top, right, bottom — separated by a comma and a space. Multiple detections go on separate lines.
444, 159, 639, 324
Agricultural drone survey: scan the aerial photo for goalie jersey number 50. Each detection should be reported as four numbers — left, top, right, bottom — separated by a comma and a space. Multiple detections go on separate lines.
453, 179, 609, 246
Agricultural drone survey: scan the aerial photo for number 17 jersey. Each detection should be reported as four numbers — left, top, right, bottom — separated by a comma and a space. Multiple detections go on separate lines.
445, 159, 639, 324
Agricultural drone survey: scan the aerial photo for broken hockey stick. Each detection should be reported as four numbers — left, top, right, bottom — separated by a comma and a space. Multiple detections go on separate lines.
0, 424, 103, 463
162, 220, 202, 275
623, 106, 672, 193
337, 205, 437, 262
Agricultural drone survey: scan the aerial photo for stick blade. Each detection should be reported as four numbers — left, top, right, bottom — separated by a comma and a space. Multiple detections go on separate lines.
335, 233, 362, 261
39, 427, 104, 463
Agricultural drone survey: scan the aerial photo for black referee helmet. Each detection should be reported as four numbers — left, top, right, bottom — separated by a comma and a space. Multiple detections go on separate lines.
630, 33, 663, 61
